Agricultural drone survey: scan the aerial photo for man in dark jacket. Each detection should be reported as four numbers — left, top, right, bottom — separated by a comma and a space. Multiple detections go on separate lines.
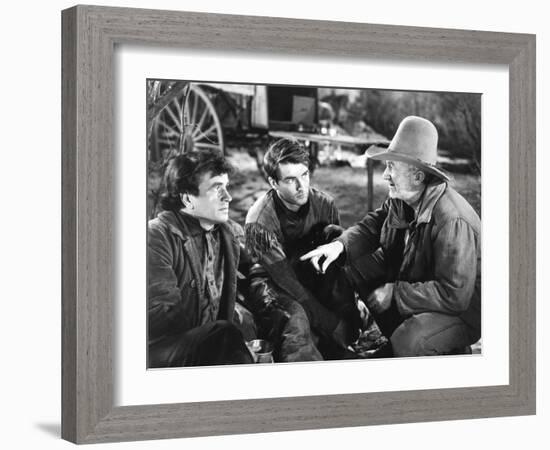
302, 116, 481, 357
148, 149, 254, 367
245, 138, 361, 361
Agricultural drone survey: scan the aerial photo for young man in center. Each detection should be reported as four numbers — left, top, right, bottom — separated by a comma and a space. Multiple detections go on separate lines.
244, 138, 362, 361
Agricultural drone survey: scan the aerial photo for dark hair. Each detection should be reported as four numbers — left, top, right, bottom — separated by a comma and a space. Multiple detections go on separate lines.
408, 165, 442, 186
263, 138, 310, 182
421, 171, 447, 186
422, 172, 438, 185
159, 149, 233, 211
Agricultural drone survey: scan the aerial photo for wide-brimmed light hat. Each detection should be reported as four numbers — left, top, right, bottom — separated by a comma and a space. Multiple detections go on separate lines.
366, 116, 450, 181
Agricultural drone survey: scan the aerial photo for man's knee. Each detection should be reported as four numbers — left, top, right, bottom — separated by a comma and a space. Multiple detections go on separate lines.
148, 320, 245, 367
278, 300, 323, 362
345, 252, 387, 301
390, 313, 471, 357
390, 316, 428, 357
233, 302, 257, 341
283, 300, 312, 336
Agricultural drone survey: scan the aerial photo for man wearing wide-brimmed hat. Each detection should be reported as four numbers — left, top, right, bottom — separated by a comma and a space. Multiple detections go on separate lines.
301, 116, 481, 357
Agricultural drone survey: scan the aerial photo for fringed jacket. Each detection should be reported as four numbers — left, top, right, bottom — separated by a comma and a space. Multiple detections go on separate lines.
244, 188, 342, 332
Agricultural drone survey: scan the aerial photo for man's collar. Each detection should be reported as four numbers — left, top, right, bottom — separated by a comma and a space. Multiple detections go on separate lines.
272, 188, 310, 217
387, 182, 447, 228
178, 211, 207, 233
157, 210, 220, 241
415, 182, 447, 224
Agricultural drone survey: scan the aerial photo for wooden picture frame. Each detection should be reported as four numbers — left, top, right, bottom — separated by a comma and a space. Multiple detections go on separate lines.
61, 5, 536, 444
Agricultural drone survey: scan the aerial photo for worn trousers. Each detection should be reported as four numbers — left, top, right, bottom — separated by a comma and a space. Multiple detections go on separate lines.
247, 270, 323, 362
390, 312, 479, 356
344, 250, 479, 356
148, 320, 254, 368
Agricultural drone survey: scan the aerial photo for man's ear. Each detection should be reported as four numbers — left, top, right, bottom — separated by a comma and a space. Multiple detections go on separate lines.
267, 177, 278, 190
414, 170, 426, 185
180, 192, 193, 209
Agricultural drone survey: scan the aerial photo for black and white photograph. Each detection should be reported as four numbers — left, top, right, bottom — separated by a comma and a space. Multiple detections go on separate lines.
146, 80, 482, 368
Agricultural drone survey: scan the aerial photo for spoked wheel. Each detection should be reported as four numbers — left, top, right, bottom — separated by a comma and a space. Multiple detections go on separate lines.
153, 83, 225, 158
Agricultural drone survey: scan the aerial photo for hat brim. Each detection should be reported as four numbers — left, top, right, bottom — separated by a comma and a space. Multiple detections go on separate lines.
366, 146, 450, 182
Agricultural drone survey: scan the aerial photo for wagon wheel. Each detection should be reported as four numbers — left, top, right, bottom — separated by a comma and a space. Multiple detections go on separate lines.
154, 83, 225, 157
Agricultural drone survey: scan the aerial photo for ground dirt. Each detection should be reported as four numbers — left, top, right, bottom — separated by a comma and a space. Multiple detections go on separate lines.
226, 148, 481, 227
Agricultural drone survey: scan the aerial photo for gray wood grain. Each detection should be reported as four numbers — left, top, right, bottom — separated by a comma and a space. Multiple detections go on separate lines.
61, 7, 77, 443
61, 5, 536, 444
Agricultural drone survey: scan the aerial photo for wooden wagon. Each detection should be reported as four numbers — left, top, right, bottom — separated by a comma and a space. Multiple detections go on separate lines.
147, 80, 388, 212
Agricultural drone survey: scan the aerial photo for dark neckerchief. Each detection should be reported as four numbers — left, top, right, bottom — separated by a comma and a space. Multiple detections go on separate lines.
389, 190, 425, 280
272, 191, 311, 243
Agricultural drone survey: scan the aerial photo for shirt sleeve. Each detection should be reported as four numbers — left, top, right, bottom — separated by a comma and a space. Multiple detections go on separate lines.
393, 217, 479, 316
328, 198, 341, 226
245, 222, 313, 302
337, 200, 389, 265
147, 224, 190, 338
244, 222, 340, 333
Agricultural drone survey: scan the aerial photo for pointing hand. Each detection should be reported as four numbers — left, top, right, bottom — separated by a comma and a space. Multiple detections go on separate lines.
300, 241, 344, 274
